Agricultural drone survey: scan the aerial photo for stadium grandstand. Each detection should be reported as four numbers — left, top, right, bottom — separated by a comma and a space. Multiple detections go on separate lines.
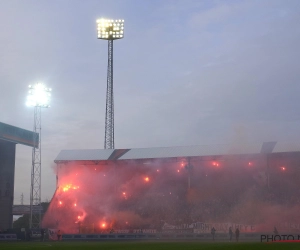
42, 142, 300, 234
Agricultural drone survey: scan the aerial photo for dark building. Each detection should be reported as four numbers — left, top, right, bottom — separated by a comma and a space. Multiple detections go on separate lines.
0, 122, 37, 230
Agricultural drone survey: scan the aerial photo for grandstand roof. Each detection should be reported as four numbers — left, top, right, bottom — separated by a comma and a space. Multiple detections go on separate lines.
54, 141, 300, 163
0, 122, 38, 147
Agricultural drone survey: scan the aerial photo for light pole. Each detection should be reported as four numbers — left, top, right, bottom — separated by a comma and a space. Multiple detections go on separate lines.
96, 18, 124, 149
26, 83, 51, 229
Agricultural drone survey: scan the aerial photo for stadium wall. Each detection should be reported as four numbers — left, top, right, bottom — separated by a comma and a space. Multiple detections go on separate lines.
0, 140, 16, 230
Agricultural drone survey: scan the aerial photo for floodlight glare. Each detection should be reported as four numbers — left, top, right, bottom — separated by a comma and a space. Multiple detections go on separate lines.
96, 18, 124, 40
26, 83, 51, 107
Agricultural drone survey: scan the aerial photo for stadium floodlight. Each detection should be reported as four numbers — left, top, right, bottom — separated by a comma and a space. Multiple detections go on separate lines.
26, 82, 51, 229
96, 18, 124, 149
97, 19, 124, 40
26, 83, 51, 107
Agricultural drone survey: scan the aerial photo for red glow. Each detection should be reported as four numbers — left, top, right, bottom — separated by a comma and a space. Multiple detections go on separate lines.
212, 162, 219, 167
42, 157, 300, 235
95, 168, 97, 170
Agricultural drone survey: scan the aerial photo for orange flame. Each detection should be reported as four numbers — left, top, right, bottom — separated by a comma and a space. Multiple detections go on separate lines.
61, 184, 79, 192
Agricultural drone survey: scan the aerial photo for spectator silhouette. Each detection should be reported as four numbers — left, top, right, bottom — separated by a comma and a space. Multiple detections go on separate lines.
211, 227, 216, 241
235, 228, 240, 242
57, 229, 62, 241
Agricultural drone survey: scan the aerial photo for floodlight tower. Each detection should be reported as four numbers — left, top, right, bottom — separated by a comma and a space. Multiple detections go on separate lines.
26, 83, 51, 229
97, 18, 124, 149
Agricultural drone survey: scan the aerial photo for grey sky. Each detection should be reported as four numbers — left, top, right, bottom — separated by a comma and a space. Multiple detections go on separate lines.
0, 0, 299, 203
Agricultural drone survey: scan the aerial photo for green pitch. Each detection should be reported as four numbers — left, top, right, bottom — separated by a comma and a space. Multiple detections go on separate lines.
0, 242, 299, 250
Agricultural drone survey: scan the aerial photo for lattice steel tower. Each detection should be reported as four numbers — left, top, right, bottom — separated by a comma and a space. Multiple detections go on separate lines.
97, 18, 124, 149
26, 83, 51, 228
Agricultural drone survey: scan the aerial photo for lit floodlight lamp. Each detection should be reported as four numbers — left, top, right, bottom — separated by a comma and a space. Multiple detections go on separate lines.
26, 83, 51, 107
96, 18, 124, 40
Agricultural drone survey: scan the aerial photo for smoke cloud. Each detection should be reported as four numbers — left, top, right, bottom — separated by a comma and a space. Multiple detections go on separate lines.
42, 156, 300, 234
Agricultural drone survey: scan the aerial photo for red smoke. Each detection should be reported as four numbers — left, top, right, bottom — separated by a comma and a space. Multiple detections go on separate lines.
42, 158, 300, 233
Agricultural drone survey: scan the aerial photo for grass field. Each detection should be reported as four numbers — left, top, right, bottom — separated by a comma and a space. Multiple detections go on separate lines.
0, 241, 300, 250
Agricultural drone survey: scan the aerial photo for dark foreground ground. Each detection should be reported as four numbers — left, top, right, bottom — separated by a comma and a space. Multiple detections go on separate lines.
0, 241, 299, 250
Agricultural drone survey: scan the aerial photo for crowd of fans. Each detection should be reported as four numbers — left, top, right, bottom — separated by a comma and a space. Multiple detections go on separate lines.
42, 161, 300, 232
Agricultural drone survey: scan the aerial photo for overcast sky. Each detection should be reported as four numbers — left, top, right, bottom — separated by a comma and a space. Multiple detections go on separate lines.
0, 0, 299, 204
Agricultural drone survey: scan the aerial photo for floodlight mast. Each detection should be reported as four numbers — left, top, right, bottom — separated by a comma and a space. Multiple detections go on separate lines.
97, 19, 124, 149
26, 83, 51, 229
